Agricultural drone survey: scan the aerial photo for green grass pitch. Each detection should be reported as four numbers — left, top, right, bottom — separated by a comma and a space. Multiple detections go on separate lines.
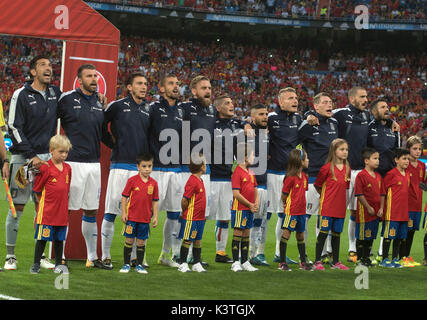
0, 184, 426, 300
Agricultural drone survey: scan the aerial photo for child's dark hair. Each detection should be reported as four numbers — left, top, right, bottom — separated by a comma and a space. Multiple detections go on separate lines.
361, 147, 378, 160
188, 153, 206, 174
285, 148, 307, 178
136, 152, 154, 164
394, 148, 410, 160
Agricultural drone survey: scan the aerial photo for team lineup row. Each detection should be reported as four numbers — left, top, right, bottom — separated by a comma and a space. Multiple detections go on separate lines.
1, 54, 426, 274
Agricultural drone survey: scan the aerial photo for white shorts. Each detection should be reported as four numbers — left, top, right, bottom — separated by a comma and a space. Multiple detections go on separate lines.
104, 168, 138, 215
150, 170, 183, 213
267, 173, 285, 214
254, 187, 268, 220
67, 162, 101, 211
208, 180, 233, 221
180, 172, 211, 217
347, 169, 361, 211
306, 183, 320, 215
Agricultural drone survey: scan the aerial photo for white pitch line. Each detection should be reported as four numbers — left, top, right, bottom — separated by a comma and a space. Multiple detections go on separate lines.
0, 294, 22, 300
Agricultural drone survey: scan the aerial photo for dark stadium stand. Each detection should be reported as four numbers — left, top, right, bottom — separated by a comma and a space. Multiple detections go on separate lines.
88, 0, 427, 21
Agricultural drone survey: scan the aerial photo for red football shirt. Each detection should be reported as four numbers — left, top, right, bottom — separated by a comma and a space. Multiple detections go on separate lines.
231, 165, 258, 211
407, 160, 426, 212
383, 167, 410, 221
33, 160, 71, 226
122, 175, 159, 223
282, 173, 308, 215
354, 169, 386, 223
182, 174, 206, 221
314, 163, 350, 218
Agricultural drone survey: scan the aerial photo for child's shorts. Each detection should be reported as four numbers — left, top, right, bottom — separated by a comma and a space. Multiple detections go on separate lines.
122, 220, 150, 240
178, 218, 205, 242
356, 218, 379, 240
281, 214, 305, 233
408, 211, 421, 231
317, 216, 345, 233
231, 210, 254, 229
381, 220, 408, 240
35, 224, 67, 241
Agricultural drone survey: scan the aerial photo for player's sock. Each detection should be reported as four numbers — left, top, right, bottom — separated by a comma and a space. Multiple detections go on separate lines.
179, 242, 190, 264
275, 213, 283, 257
136, 245, 145, 266
405, 230, 415, 257
5, 209, 23, 255
53, 240, 63, 266
399, 238, 407, 259
364, 240, 373, 261
392, 239, 401, 260
279, 236, 288, 263
249, 219, 262, 258
257, 212, 271, 256
424, 233, 427, 260
231, 235, 241, 262
356, 239, 363, 261
382, 238, 391, 260
170, 212, 182, 258
297, 239, 306, 262
162, 212, 180, 255
123, 243, 133, 265
215, 221, 229, 254
62, 224, 69, 260
34, 240, 47, 265
192, 243, 201, 264
331, 232, 341, 265
240, 237, 249, 263
315, 231, 328, 262
348, 216, 356, 253
81, 215, 98, 261
304, 215, 311, 243
378, 236, 384, 256
101, 213, 116, 261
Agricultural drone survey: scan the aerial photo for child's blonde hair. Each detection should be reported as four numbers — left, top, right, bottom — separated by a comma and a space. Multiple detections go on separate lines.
326, 138, 350, 181
406, 135, 422, 150
49, 134, 72, 151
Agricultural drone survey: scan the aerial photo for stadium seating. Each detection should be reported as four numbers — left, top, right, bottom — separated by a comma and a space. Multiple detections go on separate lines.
0, 35, 425, 144
89, 0, 427, 21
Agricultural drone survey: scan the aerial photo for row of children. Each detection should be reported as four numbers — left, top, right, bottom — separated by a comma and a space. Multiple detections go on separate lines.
29, 134, 427, 274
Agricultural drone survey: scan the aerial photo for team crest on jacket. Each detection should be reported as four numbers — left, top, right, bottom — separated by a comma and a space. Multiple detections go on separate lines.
178, 108, 183, 118
389, 228, 396, 237
365, 229, 371, 238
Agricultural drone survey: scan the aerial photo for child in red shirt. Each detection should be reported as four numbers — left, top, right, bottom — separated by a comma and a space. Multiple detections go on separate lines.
354, 148, 385, 267
230, 143, 259, 272
401, 136, 425, 266
279, 148, 311, 271
177, 153, 207, 273
381, 148, 410, 268
120, 153, 159, 274
31, 135, 72, 274
313, 138, 350, 270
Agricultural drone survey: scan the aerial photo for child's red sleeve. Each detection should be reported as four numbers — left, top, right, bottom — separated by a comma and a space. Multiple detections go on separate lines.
122, 179, 133, 198
153, 181, 159, 201
33, 164, 49, 193
314, 163, 328, 188
183, 178, 195, 200
282, 176, 294, 195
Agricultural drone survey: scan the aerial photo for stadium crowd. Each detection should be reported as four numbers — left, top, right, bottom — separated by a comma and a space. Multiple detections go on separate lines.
92, 0, 427, 21
0, 35, 425, 144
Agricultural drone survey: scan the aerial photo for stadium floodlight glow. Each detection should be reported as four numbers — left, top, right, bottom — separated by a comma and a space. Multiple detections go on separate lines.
216, 38, 220, 42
